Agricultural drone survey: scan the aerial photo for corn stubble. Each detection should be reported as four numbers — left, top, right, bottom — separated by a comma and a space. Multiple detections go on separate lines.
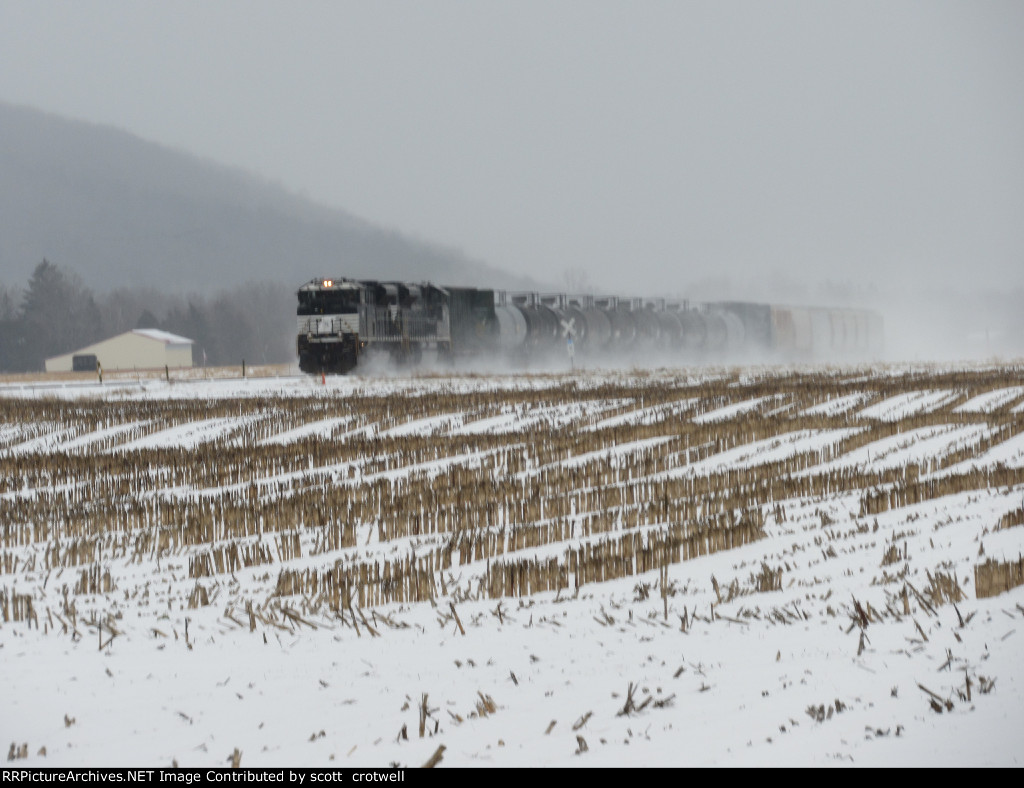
1, 364, 1023, 643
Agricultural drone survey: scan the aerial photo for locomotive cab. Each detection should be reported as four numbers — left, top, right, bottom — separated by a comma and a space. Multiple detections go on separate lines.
296, 278, 363, 374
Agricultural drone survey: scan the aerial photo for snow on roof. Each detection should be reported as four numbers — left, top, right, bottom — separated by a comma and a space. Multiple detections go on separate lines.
131, 328, 194, 345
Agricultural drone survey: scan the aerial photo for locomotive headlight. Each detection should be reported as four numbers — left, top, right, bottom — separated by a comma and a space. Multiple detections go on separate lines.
323, 279, 333, 288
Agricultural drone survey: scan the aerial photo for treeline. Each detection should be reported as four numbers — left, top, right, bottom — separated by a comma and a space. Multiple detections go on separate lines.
0, 260, 296, 372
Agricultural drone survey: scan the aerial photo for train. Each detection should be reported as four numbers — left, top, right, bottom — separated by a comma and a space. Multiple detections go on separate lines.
296, 277, 883, 374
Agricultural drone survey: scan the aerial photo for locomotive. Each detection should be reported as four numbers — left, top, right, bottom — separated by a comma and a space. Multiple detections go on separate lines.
296, 277, 883, 374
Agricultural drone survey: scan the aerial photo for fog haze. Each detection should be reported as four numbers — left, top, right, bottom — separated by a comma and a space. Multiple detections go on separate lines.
1, 2, 1022, 320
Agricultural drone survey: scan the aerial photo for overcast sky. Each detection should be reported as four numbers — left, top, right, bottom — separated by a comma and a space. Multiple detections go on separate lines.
1, 1, 1022, 298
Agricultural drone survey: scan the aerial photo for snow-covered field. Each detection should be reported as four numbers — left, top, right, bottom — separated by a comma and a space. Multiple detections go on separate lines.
1, 363, 1023, 767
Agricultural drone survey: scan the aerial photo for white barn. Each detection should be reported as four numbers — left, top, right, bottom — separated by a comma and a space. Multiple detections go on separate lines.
45, 329, 195, 373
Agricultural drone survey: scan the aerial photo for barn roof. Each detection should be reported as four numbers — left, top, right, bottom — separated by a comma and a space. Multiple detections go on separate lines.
131, 329, 194, 345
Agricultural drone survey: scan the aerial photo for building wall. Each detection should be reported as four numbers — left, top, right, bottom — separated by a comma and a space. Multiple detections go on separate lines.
45, 333, 194, 372
164, 343, 193, 368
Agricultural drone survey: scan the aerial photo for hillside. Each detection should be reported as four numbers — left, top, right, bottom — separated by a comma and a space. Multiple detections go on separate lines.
0, 102, 538, 294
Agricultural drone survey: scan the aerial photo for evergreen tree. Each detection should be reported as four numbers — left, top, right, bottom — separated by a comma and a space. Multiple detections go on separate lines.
135, 308, 160, 329
163, 300, 213, 366
0, 282, 19, 370
0, 283, 15, 321
18, 259, 103, 370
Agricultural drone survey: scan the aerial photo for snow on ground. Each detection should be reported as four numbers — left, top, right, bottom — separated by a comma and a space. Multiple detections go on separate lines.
544, 436, 675, 472
953, 387, 1024, 414
448, 410, 523, 436
380, 412, 467, 438
452, 400, 624, 435
583, 398, 697, 431
0, 423, 27, 447
692, 395, 780, 424
658, 428, 863, 478
940, 430, 1024, 475
1, 363, 1023, 768
856, 390, 961, 421
802, 392, 873, 417
807, 424, 993, 475
6, 426, 81, 455
0, 419, 157, 456
259, 416, 354, 446
118, 415, 264, 451
58, 420, 155, 453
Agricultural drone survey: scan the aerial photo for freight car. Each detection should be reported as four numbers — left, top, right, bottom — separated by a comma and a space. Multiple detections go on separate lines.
296, 278, 883, 374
